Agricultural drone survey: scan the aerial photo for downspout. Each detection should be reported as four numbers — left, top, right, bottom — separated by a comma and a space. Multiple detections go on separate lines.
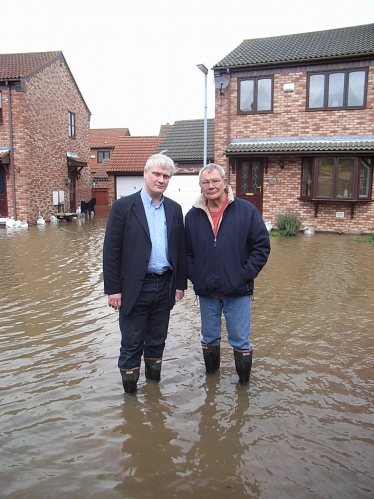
226, 68, 231, 180
6, 80, 17, 219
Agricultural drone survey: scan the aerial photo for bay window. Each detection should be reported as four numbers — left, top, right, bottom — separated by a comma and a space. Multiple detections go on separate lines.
301, 157, 372, 201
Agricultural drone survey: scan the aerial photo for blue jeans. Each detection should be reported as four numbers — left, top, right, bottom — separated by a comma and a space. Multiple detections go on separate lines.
118, 272, 171, 369
199, 295, 251, 350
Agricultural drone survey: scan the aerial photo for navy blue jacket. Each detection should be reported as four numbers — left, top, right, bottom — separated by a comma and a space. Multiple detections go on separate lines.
103, 190, 187, 314
185, 189, 270, 297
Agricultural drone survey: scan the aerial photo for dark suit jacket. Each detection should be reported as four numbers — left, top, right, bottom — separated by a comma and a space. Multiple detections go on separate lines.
103, 190, 187, 315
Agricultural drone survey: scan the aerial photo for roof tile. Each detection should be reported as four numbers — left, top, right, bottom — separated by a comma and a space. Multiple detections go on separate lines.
90, 128, 130, 148
214, 24, 374, 68
107, 136, 163, 173
0, 51, 62, 79
155, 119, 214, 161
226, 135, 374, 154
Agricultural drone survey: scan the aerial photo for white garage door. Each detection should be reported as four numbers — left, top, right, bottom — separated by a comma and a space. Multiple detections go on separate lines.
116, 175, 200, 216
116, 176, 144, 198
166, 174, 200, 216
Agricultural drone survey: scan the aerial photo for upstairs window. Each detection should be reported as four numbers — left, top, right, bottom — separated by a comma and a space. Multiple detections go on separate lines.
0, 91, 3, 124
238, 77, 273, 114
97, 150, 110, 163
68, 111, 76, 138
300, 157, 372, 201
307, 70, 367, 110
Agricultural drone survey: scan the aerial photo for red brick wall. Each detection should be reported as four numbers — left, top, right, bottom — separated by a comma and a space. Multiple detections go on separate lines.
215, 67, 374, 234
0, 58, 91, 224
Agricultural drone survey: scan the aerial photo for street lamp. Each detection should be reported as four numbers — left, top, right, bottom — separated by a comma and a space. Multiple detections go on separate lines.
197, 64, 208, 167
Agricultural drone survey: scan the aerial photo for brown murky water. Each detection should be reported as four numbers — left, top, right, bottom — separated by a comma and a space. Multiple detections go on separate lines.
1, 209, 373, 499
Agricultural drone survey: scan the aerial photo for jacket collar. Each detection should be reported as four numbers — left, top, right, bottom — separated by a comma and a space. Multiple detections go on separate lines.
193, 184, 234, 210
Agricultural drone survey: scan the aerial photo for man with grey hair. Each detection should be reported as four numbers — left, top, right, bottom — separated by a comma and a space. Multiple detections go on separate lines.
103, 153, 187, 394
185, 163, 270, 385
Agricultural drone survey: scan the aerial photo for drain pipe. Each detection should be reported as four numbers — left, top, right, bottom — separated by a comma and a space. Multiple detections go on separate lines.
226, 68, 231, 180
6, 80, 17, 219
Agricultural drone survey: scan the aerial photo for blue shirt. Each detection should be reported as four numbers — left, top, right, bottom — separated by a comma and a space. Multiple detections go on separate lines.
140, 188, 172, 274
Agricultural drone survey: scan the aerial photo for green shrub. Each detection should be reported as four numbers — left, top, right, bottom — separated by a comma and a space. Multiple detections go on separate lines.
275, 212, 302, 237
356, 233, 374, 243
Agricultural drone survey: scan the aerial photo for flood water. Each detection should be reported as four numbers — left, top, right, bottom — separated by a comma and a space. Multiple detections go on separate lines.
1, 208, 373, 499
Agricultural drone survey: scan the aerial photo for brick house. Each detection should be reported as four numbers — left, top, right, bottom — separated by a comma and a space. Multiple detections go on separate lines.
106, 120, 214, 216
90, 128, 130, 206
0, 51, 91, 223
213, 23, 374, 234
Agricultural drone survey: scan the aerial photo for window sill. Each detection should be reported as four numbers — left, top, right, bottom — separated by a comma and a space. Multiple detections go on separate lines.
299, 198, 372, 219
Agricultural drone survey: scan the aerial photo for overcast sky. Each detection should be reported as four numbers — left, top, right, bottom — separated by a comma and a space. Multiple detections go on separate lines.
3, 0, 374, 136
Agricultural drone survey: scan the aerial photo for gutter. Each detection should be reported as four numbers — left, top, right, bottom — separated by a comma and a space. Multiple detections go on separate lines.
5, 80, 17, 219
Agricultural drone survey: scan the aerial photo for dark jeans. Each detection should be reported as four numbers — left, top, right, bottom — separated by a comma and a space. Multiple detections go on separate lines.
118, 272, 172, 369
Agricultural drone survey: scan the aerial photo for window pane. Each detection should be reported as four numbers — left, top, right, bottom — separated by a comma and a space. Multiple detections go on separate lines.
240, 80, 254, 111
257, 79, 272, 111
348, 71, 365, 106
252, 161, 260, 191
309, 74, 325, 108
301, 159, 312, 197
241, 162, 249, 193
359, 158, 371, 197
337, 158, 354, 198
328, 73, 344, 107
98, 151, 110, 162
317, 158, 334, 197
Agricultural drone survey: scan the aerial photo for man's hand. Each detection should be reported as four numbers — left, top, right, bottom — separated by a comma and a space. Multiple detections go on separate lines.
108, 293, 122, 310
175, 289, 184, 302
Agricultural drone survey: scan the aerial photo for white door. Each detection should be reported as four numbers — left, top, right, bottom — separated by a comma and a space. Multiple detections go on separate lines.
116, 175, 200, 216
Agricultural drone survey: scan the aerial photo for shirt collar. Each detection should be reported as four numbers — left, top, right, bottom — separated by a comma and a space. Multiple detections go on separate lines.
140, 188, 164, 207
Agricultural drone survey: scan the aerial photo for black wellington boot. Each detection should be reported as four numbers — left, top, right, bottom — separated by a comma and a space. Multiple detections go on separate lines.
120, 367, 140, 394
144, 358, 162, 381
202, 343, 220, 373
234, 349, 253, 384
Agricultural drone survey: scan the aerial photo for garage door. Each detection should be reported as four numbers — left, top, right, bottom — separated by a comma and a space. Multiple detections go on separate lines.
116, 176, 144, 198
166, 174, 200, 216
116, 175, 200, 216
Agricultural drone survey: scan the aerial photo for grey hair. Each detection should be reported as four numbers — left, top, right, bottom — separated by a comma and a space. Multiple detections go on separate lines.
198, 163, 226, 183
145, 153, 176, 176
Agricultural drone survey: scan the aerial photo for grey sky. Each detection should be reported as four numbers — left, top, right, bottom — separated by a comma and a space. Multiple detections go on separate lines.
3, 0, 374, 135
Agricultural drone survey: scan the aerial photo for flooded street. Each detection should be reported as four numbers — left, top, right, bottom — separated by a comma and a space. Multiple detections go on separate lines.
1, 209, 373, 499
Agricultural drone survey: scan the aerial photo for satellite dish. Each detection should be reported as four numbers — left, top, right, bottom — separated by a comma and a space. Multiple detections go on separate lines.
214, 74, 230, 96
214, 74, 230, 89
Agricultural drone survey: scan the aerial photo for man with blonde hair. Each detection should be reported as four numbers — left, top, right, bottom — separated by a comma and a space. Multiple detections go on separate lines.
103, 153, 187, 394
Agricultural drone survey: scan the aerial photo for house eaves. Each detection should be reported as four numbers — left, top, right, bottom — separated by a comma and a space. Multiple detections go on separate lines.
226, 135, 374, 156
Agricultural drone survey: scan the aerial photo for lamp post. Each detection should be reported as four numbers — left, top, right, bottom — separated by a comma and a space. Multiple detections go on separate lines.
197, 64, 208, 166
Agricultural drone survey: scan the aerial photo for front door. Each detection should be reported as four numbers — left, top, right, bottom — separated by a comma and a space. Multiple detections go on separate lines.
236, 158, 264, 213
0, 166, 8, 216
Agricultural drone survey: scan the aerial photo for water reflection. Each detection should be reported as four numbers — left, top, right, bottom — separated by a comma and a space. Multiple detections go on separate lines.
1, 214, 373, 499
